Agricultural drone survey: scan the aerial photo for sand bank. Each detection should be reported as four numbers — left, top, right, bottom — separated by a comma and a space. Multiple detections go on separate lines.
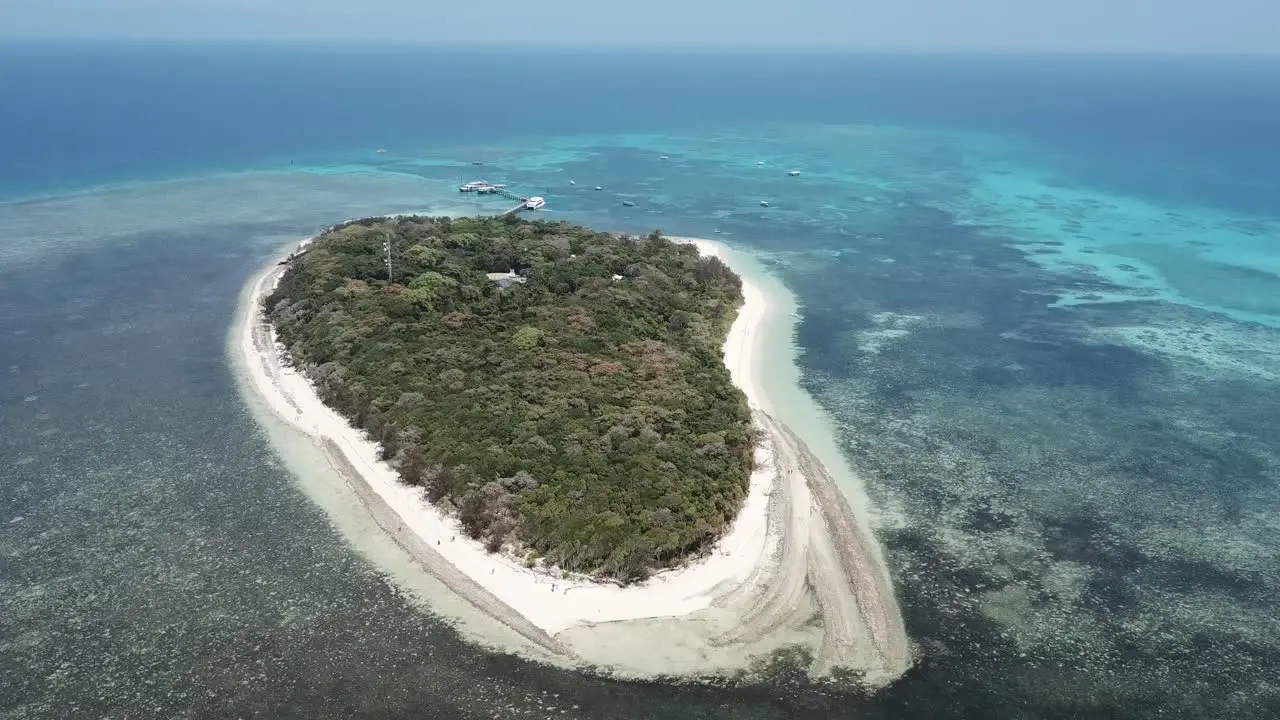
235, 228, 911, 683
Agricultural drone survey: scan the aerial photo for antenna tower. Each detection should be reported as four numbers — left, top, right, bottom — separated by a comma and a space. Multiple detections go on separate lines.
383, 228, 394, 283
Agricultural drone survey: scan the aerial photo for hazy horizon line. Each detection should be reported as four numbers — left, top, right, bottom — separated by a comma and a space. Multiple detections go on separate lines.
2, 38, 1279, 59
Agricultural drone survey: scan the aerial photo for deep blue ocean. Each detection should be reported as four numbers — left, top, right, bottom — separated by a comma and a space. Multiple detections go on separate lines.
5, 45, 1279, 213
2, 44, 1279, 718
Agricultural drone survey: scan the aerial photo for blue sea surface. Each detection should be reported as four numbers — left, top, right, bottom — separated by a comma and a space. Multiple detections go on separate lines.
2, 44, 1279, 718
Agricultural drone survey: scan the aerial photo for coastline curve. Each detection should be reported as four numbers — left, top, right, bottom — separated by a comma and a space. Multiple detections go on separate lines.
232, 221, 912, 684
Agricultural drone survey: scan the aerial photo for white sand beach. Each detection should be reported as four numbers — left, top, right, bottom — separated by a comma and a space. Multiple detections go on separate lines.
235, 227, 911, 683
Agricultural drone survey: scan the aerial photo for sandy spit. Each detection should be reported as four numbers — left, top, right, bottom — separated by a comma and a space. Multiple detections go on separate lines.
234, 227, 911, 683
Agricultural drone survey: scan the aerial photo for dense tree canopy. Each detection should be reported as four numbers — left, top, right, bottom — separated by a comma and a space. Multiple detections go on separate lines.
266, 215, 753, 581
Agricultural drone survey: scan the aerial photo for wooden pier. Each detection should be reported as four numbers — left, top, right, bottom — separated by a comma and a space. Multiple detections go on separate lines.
460, 181, 545, 216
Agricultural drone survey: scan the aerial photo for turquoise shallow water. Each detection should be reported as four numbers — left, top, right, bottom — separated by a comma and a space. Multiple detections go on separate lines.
2, 47, 1280, 718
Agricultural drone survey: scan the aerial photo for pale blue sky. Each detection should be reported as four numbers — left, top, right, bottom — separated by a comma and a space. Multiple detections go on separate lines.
1, 0, 1276, 53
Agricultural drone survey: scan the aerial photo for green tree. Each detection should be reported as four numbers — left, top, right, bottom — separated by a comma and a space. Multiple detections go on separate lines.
265, 216, 750, 580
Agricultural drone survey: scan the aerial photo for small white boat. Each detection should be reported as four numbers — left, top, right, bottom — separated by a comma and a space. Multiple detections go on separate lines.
594, 186, 603, 191
713, 228, 722, 234
659, 155, 669, 160
524, 196, 546, 210
622, 200, 635, 207
757, 161, 764, 166
375, 148, 387, 154
569, 180, 576, 185
460, 180, 506, 194
760, 201, 769, 207
788, 170, 801, 176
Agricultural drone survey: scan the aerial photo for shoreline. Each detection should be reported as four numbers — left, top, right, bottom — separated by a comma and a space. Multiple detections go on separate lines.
235, 225, 911, 681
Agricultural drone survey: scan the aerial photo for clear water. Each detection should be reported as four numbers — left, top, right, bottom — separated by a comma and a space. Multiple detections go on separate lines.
2, 45, 1279, 718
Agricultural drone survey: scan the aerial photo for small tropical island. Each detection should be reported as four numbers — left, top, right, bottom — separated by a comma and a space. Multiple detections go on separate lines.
266, 215, 752, 581
238, 214, 912, 685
